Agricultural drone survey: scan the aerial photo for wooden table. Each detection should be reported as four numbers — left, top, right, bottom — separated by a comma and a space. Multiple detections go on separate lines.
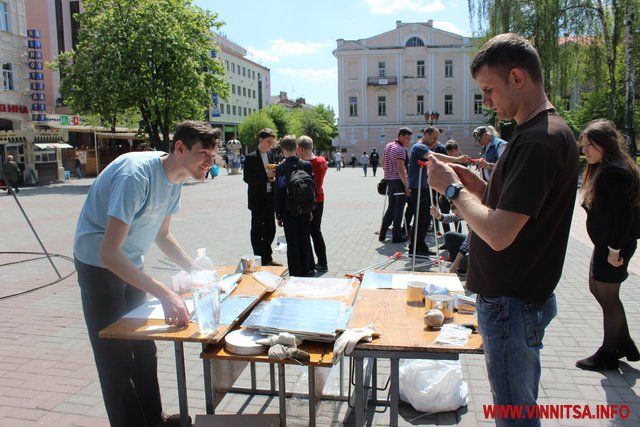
348, 281, 483, 427
201, 334, 335, 427
99, 265, 286, 427
200, 276, 360, 426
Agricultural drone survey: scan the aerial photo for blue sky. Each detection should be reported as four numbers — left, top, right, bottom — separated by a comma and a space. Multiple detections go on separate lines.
194, 0, 472, 116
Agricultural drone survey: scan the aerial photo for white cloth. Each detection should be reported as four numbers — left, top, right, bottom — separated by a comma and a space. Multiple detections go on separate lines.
331, 323, 380, 364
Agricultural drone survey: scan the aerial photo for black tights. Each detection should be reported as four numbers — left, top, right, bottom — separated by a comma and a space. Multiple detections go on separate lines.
589, 276, 632, 352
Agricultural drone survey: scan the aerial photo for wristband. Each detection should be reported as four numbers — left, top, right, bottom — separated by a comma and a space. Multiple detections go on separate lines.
607, 246, 620, 253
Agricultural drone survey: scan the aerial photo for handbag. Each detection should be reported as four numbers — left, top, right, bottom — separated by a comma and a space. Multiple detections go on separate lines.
377, 179, 387, 196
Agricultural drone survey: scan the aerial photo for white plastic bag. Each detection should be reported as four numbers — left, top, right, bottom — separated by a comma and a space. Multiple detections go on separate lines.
399, 359, 468, 413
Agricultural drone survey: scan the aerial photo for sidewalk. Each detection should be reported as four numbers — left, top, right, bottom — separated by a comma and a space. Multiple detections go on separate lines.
0, 169, 638, 426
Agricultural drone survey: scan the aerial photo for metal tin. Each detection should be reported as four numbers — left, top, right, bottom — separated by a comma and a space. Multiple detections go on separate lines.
406, 281, 427, 306
426, 294, 454, 322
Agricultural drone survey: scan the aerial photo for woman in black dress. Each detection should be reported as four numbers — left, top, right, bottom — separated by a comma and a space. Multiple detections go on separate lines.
576, 119, 640, 371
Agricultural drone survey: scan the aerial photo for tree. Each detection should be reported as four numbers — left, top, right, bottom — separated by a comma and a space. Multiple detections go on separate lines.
263, 104, 292, 138
290, 105, 338, 152
623, 0, 636, 156
238, 111, 276, 151
52, 0, 228, 150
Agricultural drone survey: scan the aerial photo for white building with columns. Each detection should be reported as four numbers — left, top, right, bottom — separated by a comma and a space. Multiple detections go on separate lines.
333, 20, 485, 156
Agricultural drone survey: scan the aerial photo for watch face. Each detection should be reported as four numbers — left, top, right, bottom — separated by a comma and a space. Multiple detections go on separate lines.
446, 185, 456, 199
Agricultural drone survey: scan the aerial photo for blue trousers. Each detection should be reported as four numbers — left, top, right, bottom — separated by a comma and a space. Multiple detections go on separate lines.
477, 294, 557, 427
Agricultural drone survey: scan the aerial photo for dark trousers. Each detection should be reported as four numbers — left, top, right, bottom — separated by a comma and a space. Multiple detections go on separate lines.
371, 162, 378, 176
250, 200, 276, 265
282, 211, 314, 276
310, 202, 328, 267
443, 232, 466, 260
76, 259, 163, 427
6, 179, 19, 194
406, 188, 431, 251
380, 179, 407, 240
438, 195, 452, 233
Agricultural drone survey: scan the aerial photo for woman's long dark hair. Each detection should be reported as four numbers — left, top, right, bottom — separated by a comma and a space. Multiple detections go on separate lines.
581, 119, 640, 208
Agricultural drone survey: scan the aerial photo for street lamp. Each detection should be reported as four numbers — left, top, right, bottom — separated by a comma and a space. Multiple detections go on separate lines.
424, 111, 440, 126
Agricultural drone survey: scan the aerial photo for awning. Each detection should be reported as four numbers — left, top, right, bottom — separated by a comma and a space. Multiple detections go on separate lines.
34, 143, 74, 149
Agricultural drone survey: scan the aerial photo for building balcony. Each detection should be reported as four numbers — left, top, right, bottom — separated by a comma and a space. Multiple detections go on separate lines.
367, 76, 397, 86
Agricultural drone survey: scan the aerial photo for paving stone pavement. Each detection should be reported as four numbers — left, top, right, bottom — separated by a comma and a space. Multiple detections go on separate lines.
0, 166, 639, 426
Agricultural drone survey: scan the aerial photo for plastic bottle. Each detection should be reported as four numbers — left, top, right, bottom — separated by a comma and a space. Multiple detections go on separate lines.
191, 248, 220, 333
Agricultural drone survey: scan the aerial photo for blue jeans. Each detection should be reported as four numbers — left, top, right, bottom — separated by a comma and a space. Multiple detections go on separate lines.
362, 164, 368, 176
476, 294, 557, 427
380, 179, 406, 240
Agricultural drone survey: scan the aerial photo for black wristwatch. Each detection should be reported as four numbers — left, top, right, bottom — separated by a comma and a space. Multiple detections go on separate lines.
445, 183, 464, 200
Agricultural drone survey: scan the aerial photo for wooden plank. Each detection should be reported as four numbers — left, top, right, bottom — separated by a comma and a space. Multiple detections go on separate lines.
348, 288, 483, 354
99, 266, 286, 344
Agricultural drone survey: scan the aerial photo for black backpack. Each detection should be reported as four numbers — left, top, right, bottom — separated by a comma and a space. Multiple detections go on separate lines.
286, 160, 316, 216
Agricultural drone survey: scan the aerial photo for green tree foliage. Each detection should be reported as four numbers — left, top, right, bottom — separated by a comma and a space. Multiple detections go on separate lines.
290, 105, 338, 152
263, 104, 291, 138
51, 0, 228, 150
238, 111, 276, 151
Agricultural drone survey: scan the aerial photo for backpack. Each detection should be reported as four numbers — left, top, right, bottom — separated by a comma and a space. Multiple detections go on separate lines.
286, 160, 316, 216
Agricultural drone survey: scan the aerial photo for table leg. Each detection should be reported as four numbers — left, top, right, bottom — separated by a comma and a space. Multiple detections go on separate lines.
278, 363, 287, 427
308, 366, 316, 427
371, 358, 378, 403
339, 358, 344, 398
174, 342, 189, 427
270, 363, 276, 393
390, 358, 400, 427
202, 344, 214, 414
250, 362, 257, 391
355, 356, 364, 427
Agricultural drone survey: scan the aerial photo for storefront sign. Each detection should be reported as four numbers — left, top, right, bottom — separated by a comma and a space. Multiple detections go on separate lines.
0, 104, 29, 114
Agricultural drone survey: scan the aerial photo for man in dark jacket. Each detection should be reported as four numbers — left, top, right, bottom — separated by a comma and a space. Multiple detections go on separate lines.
243, 129, 282, 266
2, 155, 21, 194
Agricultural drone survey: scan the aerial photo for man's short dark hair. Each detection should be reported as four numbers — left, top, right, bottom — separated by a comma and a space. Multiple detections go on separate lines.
422, 126, 438, 136
280, 135, 297, 152
445, 140, 459, 151
171, 121, 220, 153
258, 128, 276, 140
398, 127, 413, 137
296, 135, 313, 151
470, 33, 543, 84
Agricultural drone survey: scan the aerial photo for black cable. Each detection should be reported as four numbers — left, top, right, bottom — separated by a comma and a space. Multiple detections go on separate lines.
0, 251, 76, 300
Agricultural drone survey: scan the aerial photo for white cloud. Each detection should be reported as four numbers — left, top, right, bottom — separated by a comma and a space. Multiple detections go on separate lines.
246, 40, 331, 64
434, 21, 465, 36
366, 0, 445, 14
278, 67, 337, 82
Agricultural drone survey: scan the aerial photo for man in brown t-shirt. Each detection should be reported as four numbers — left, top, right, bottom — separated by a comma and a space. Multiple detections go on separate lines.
428, 34, 579, 426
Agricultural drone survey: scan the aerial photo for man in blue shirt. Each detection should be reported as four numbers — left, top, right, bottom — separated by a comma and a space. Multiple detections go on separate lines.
406, 133, 435, 256
74, 121, 220, 427
473, 125, 508, 181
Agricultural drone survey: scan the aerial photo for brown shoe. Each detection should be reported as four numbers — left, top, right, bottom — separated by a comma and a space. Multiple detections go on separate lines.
267, 260, 283, 266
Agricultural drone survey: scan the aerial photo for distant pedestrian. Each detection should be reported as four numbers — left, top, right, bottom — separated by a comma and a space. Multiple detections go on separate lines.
2, 154, 21, 194
75, 155, 84, 179
297, 135, 329, 272
576, 119, 640, 371
334, 151, 343, 171
360, 152, 369, 177
350, 154, 357, 168
370, 148, 380, 176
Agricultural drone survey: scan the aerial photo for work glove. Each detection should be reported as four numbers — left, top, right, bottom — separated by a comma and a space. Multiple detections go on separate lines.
256, 332, 302, 348
331, 323, 380, 365
268, 344, 311, 362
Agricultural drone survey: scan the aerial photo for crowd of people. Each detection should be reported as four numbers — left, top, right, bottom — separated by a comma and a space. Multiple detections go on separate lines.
68, 32, 639, 427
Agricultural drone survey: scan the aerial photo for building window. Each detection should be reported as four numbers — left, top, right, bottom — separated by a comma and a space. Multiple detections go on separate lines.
378, 96, 386, 116
444, 94, 453, 115
474, 93, 483, 114
231, 63, 235, 73
416, 60, 425, 78
231, 84, 235, 95
252, 70, 255, 79
253, 89, 256, 98
405, 36, 424, 47
242, 67, 246, 76
2, 63, 14, 91
232, 105, 237, 115
226, 104, 230, 114
243, 107, 247, 116
0, 2, 8, 32
417, 95, 424, 115
445, 60, 453, 78
219, 103, 224, 114
349, 96, 358, 117
378, 62, 386, 78
225, 60, 229, 70
243, 87, 247, 97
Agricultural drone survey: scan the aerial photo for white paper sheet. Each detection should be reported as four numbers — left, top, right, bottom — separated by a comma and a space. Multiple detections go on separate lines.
123, 297, 195, 320
361, 271, 463, 293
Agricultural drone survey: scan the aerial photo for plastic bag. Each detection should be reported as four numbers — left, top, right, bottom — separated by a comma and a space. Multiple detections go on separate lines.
399, 360, 468, 413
